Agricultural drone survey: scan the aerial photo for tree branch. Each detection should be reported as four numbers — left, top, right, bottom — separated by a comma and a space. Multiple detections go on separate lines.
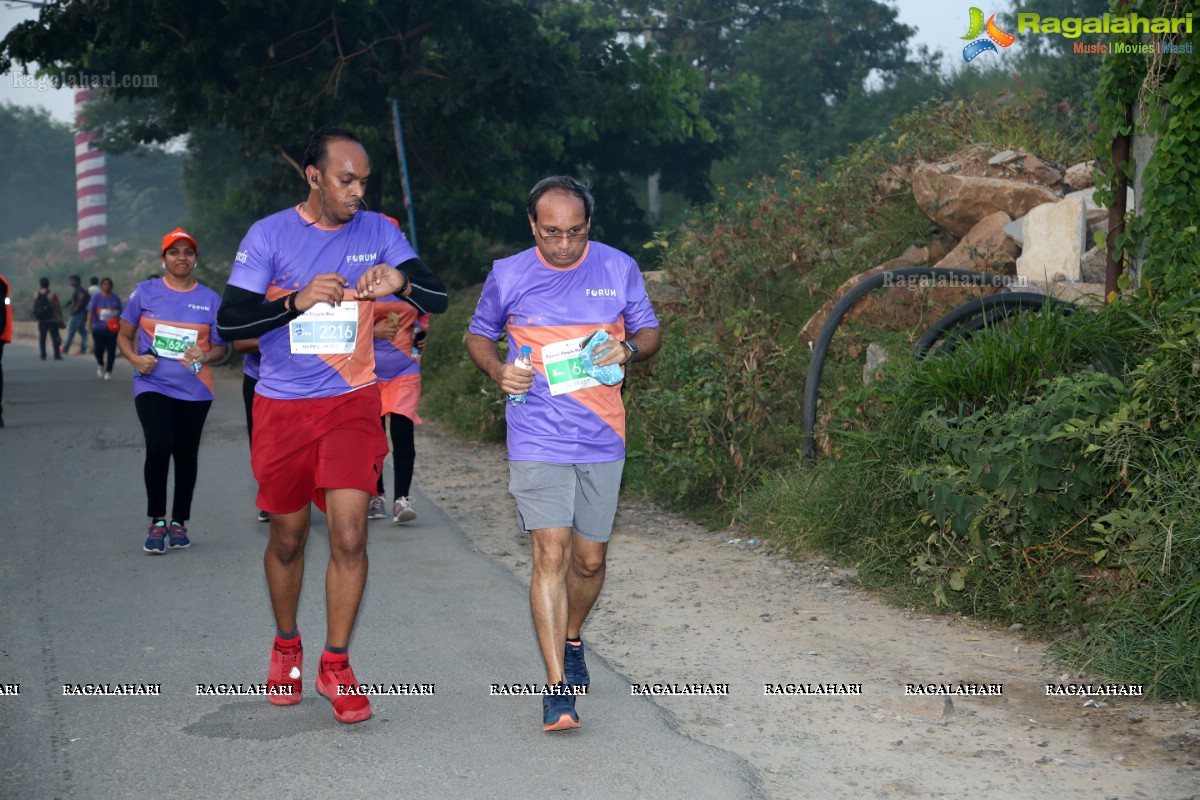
159, 22, 186, 43
276, 144, 303, 181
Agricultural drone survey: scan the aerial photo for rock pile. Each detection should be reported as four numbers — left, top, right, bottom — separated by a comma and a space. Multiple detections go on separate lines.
910, 146, 1110, 293
802, 145, 1117, 348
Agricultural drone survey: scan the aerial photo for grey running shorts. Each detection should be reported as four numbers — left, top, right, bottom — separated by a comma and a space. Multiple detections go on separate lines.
508, 459, 625, 543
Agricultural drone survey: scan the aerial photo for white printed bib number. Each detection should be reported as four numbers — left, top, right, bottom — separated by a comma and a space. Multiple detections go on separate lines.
289, 302, 358, 354
152, 323, 199, 360
542, 336, 599, 396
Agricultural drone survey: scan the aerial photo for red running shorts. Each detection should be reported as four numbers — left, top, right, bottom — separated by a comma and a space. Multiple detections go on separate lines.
251, 385, 388, 514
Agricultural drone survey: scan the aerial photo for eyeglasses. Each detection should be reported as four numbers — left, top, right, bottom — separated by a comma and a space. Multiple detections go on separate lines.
536, 225, 589, 243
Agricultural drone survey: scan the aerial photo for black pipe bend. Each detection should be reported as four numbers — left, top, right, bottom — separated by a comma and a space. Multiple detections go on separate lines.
913, 292, 1079, 360
801, 267, 1010, 460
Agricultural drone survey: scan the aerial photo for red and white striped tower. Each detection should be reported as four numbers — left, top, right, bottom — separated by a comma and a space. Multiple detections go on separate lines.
74, 88, 107, 259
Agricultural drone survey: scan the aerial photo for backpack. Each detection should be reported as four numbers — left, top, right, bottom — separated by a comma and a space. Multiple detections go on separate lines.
33, 292, 54, 321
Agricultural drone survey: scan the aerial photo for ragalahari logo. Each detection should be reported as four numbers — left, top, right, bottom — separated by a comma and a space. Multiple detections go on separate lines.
961, 7, 1017, 61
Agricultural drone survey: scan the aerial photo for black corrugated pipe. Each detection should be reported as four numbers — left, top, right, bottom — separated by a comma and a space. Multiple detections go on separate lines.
801, 267, 1015, 462
912, 292, 1080, 360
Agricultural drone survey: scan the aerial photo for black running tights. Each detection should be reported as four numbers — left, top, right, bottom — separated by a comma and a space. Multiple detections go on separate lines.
375, 413, 415, 499
92, 329, 118, 373
134, 391, 211, 521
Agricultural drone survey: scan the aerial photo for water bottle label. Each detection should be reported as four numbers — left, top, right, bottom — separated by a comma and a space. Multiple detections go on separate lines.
542, 337, 600, 396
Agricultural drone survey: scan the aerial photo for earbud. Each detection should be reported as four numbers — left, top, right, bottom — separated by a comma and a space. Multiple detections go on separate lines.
311, 174, 318, 184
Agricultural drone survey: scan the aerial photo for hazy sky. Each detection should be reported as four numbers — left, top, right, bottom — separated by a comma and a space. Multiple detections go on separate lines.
0, 1, 975, 126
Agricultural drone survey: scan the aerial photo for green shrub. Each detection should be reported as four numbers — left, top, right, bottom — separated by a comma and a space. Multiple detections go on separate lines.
420, 285, 507, 443
751, 296, 1200, 698
624, 308, 806, 518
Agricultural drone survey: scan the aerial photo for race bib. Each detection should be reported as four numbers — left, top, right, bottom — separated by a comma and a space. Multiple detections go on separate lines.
542, 336, 600, 396
152, 323, 199, 360
289, 302, 358, 354
98, 308, 117, 321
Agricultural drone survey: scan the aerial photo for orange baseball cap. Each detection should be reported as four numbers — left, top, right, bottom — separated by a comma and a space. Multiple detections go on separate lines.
161, 227, 199, 254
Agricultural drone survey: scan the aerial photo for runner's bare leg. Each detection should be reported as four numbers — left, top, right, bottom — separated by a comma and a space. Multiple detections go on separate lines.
324, 487, 370, 649
264, 505, 313, 633
530, 526, 573, 684
566, 536, 607, 640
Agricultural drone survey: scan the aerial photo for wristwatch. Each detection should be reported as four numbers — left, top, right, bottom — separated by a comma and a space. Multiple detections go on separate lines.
622, 340, 638, 363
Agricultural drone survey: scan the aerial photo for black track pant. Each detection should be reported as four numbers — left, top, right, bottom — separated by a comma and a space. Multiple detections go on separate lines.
134, 391, 211, 521
38, 321, 62, 358
92, 329, 118, 373
375, 413, 415, 499
242, 374, 257, 447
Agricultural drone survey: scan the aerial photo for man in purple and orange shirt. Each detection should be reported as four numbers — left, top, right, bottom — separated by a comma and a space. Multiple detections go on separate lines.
468, 175, 662, 732
217, 126, 446, 724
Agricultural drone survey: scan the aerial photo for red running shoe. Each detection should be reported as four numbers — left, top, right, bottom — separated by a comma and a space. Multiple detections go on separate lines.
267, 636, 303, 705
316, 654, 372, 723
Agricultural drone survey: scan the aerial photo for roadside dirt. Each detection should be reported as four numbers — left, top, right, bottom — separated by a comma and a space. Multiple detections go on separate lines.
415, 421, 1199, 800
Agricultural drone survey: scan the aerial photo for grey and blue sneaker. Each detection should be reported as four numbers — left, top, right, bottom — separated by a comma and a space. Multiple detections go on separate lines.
542, 684, 581, 732
565, 640, 589, 689
167, 522, 190, 549
367, 495, 387, 520
257, 509, 270, 523
144, 522, 167, 554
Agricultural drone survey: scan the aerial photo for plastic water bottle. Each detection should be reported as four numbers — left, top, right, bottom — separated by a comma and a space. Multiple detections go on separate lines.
508, 345, 533, 406
410, 320, 423, 360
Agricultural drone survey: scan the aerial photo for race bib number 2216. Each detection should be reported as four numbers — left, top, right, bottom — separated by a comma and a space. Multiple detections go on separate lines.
289, 301, 358, 354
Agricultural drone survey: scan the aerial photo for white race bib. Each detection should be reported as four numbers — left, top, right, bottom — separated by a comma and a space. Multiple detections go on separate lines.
152, 323, 199, 360
542, 336, 600, 396
289, 302, 359, 354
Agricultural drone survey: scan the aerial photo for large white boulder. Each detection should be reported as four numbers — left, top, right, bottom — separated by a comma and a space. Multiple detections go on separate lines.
1016, 197, 1088, 283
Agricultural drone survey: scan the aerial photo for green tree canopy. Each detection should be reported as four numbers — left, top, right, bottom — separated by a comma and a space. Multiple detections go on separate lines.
1001, 0, 1110, 115
731, 0, 917, 175
0, 101, 186, 251
584, 0, 937, 179
2, 0, 716, 283
0, 103, 75, 242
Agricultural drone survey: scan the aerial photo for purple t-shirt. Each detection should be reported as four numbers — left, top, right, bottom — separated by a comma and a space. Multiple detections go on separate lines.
468, 241, 659, 463
87, 293, 122, 331
372, 300, 426, 381
227, 207, 417, 400
121, 278, 225, 401
243, 351, 261, 381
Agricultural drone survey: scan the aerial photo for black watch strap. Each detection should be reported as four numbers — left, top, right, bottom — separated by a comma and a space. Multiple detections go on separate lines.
623, 339, 638, 363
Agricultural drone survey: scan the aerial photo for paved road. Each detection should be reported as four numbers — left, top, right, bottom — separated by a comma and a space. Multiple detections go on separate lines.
0, 342, 762, 800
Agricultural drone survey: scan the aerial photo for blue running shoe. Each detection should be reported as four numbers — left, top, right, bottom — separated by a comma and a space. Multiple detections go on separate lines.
167, 522, 190, 549
542, 684, 581, 732
144, 522, 167, 554
564, 640, 589, 688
